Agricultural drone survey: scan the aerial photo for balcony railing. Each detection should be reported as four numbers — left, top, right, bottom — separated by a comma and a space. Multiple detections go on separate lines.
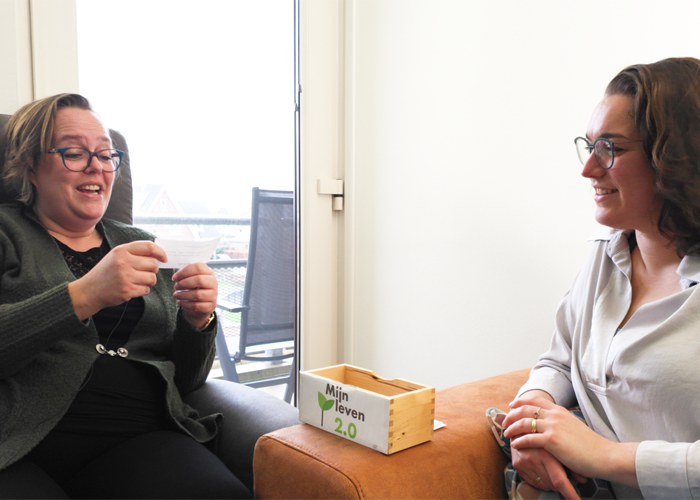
134, 214, 251, 226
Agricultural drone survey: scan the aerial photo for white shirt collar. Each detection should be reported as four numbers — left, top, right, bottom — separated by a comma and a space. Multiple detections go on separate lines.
587, 226, 700, 290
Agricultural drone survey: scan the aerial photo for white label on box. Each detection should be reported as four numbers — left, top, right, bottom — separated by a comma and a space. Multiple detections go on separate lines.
299, 372, 391, 454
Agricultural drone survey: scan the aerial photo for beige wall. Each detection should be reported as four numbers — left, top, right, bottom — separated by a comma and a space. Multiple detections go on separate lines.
341, 0, 700, 389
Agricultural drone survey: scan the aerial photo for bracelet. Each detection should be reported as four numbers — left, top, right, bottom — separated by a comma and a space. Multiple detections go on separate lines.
200, 312, 216, 331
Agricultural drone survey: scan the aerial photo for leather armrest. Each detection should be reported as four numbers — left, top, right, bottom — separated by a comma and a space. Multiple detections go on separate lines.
253, 369, 530, 499
184, 378, 300, 493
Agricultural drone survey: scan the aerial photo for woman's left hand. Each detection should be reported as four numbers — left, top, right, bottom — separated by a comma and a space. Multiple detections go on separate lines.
510, 445, 582, 499
172, 263, 218, 329
503, 395, 638, 486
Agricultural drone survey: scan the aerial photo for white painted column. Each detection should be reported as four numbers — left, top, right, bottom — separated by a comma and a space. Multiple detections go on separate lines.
0, 0, 33, 113
299, 0, 345, 371
30, 0, 79, 99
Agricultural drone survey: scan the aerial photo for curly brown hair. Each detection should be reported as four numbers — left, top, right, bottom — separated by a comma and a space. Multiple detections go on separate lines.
606, 57, 700, 255
2, 93, 93, 205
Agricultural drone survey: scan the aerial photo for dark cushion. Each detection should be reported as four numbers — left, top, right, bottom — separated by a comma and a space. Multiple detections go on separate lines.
0, 114, 13, 205
103, 129, 133, 225
183, 378, 300, 493
0, 113, 133, 225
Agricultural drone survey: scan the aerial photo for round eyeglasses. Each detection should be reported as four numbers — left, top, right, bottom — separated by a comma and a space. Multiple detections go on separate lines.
574, 136, 643, 170
48, 147, 124, 172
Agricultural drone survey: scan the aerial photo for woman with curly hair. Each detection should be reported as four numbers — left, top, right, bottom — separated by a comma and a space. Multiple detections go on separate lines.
499, 58, 700, 499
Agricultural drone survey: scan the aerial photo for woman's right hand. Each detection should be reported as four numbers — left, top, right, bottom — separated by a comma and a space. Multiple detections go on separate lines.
511, 445, 583, 500
507, 389, 584, 500
68, 241, 168, 320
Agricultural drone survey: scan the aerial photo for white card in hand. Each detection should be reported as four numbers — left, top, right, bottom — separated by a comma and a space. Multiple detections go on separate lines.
154, 237, 220, 269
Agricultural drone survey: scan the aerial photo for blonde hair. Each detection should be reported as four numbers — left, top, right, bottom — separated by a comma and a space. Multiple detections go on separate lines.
3, 93, 93, 205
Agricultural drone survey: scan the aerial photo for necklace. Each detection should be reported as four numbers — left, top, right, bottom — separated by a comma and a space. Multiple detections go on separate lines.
95, 345, 129, 357
95, 299, 130, 358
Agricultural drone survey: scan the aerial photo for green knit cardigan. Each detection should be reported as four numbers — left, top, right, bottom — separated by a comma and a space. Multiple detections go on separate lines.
0, 203, 221, 471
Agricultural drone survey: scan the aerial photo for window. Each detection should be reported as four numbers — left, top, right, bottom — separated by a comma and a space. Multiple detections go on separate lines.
76, 0, 298, 400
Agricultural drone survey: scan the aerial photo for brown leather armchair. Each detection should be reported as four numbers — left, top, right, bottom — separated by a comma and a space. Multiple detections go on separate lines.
253, 369, 529, 499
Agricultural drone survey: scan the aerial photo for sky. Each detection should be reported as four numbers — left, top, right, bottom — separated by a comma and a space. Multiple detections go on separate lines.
76, 0, 295, 217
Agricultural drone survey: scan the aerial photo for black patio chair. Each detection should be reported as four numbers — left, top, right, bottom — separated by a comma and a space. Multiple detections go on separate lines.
215, 188, 296, 403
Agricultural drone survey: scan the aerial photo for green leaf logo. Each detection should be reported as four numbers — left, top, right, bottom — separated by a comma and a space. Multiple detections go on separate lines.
318, 392, 334, 426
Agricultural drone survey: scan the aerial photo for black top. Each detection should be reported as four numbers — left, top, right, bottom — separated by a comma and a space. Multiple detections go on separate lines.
51, 238, 166, 436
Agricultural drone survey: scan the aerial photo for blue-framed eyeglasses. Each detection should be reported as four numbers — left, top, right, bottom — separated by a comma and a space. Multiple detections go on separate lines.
48, 147, 124, 172
574, 136, 643, 170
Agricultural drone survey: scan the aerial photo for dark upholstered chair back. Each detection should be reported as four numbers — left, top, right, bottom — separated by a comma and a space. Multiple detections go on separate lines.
0, 113, 134, 224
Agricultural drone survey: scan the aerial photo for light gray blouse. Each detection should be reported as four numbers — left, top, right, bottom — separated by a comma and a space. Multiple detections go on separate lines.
518, 227, 700, 499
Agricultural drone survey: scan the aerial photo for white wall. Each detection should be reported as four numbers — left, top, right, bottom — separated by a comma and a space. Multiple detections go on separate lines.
342, 0, 700, 389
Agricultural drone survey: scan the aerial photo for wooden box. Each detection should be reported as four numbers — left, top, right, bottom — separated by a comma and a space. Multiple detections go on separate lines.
298, 364, 435, 454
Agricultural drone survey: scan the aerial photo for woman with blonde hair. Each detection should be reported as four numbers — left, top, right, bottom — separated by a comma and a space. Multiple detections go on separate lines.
0, 93, 250, 498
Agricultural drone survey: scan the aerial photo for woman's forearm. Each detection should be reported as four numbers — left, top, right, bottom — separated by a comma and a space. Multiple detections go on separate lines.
67, 279, 101, 321
599, 441, 639, 490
